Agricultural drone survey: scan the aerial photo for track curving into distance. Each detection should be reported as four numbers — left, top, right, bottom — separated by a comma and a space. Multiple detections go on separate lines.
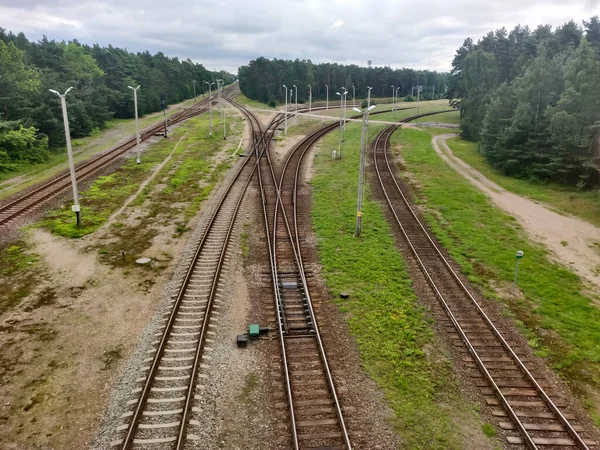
372, 123, 597, 449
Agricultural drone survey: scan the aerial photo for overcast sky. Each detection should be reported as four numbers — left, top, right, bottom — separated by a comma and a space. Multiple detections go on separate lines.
2, 0, 600, 73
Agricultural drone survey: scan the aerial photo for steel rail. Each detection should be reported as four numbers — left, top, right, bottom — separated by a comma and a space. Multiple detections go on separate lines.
373, 123, 589, 449
0, 97, 215, 226
121, 91, 267, 450
281, 121, 352, 449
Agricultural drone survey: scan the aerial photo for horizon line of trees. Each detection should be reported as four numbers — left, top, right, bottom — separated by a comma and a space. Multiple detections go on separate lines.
0, 28, 234, 172
238, 57, 449, 106
450, 17, 600, 188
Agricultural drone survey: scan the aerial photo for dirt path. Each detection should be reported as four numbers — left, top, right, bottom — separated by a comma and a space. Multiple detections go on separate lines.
432, 134, 600, 292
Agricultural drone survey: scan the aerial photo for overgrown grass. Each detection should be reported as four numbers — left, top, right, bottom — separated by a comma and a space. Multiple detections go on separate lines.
412, 110, 460, 124
445, 137, 600, 227
94, 114, 242, 267
236, 94, 276, 110
394, 128, 600, 423
0, 241, 39, 314
41, 113, 241, 239
311, 121, 477, 448
0, 96, 204, 198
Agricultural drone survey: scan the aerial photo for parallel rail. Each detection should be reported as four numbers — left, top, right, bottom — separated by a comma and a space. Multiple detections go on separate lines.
113, 89, 265, 450
372, 123, 595, 449
0, 95, 218, 227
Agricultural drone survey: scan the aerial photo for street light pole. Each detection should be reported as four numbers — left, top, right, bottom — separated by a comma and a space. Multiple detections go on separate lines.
395, 86, 401, 120
325, 84, 329, 110
49, 87, 81, 227
336, 91, 344, 158
204, 81, 214, 136
217, 79, 223, 119
352, 83, 355, 108
293, 84, 298, 123
391, 85, 395, 112
341, 86, 348, 131
128, 85, 141, 164
283, 84, 288, 135
192, 80, 197, 102
366, 86, 373, 124
417, 85, 422, 114
353, 105, 376, 237
308, 84, 312, 113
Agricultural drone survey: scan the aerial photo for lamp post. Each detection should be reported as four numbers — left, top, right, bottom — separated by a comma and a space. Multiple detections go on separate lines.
353, 104, 376, 237
352, 83, 355, 108
395, 86, 401, 120
417, 85, 422, 114
391, 85, 395, 112
128, 85, 141, 164
308, 84, 312, 113
282, 84, 288, 135
325, 84, 329, 110
49, 87, 81, 227
342, 87, 347, 131
366, 86, 373, 124
293, 84, 298, 123
204, 81, 215, 136
217, 79, 223, 119
192, 80, 197, 102
335, 91, 346, 158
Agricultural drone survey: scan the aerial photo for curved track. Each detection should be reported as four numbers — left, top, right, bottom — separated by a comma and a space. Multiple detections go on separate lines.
372, 123, 596, 449
0, 94, 221, 228
112, 89, 267, 450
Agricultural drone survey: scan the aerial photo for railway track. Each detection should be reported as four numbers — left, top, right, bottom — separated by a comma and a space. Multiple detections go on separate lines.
110, 90, 267, 450
372, 123, 597, 449
251, 109, 350, 448
0, 93, 222, 228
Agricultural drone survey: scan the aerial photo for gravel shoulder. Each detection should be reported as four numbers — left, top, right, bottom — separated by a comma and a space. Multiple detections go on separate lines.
433, 133, 600, 294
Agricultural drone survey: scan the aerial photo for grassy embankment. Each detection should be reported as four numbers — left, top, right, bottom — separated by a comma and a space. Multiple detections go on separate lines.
0, 96, 204, 198
40, 113, 242, 249
311, 121, 491, 448
444, 137, 600, 228
412, 110, 460, 124
394, 128, 600, 425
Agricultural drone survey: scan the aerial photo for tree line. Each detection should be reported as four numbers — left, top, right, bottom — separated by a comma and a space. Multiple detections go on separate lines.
238, 57, 449, 106
450, 17, 600, 187
0, 29, 234, 172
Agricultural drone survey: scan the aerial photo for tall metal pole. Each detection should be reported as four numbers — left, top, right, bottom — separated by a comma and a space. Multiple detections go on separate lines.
391, 85, 395, 112
128, 85, 141, 164
50, 87, 81, 227
336, 91, 343, 158
342, 88, 347, 131
192, 80, 197, 102
283, 84, 288, 135
417, 85, 421, 114
395, 87, 400, 120
204, 81, 214, 136
293, 85, 298, 124
353, 104, 375, 236
326, 84, 329, 110
366, 86, 372, 124
308, 85, 312, 113
217, 80, 223, 119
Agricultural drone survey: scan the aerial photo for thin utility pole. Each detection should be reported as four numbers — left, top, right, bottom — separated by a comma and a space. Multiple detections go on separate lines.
49, 87, 81, 227
353, 104, 375, 237
204, 81, 214, 136
283, 84, 288, 135
308, 84, 312, 113
192, 80, 197, 102
128, 85, 141, 164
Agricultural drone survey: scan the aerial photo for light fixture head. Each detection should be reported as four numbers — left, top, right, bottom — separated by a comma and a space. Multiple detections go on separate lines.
352, 108, 361, 113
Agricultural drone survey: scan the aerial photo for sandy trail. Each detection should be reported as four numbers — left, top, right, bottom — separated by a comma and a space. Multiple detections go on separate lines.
432, 134, 600, 292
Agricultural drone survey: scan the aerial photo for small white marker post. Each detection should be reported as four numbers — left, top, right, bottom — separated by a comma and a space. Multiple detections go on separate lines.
514, 250, 524, 285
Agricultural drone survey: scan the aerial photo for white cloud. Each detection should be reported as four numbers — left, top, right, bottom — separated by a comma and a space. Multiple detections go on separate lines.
2, 0, 600, 73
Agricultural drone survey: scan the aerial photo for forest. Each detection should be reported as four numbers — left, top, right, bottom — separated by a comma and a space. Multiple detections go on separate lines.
238, 58, 449, 105
450, 17, 600, 187
0, 29, 234, 172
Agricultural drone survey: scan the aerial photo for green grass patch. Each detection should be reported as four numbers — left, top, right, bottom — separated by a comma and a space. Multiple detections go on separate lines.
236, 94, 276, 110
41, 113, 241, 240
93, 114, 241, 267
311, 121, 476, 448
0, 241, 39, 314
394, 128, 600, 419
412, 110, 460, 124
445, 137, 600, 227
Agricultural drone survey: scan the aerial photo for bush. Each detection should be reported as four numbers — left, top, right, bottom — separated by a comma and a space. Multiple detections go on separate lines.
404, 95, 415, 102
268, 98, 277, 108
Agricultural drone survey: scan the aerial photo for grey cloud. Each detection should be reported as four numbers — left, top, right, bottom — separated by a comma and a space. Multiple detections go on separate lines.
2, 0, 600, 73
